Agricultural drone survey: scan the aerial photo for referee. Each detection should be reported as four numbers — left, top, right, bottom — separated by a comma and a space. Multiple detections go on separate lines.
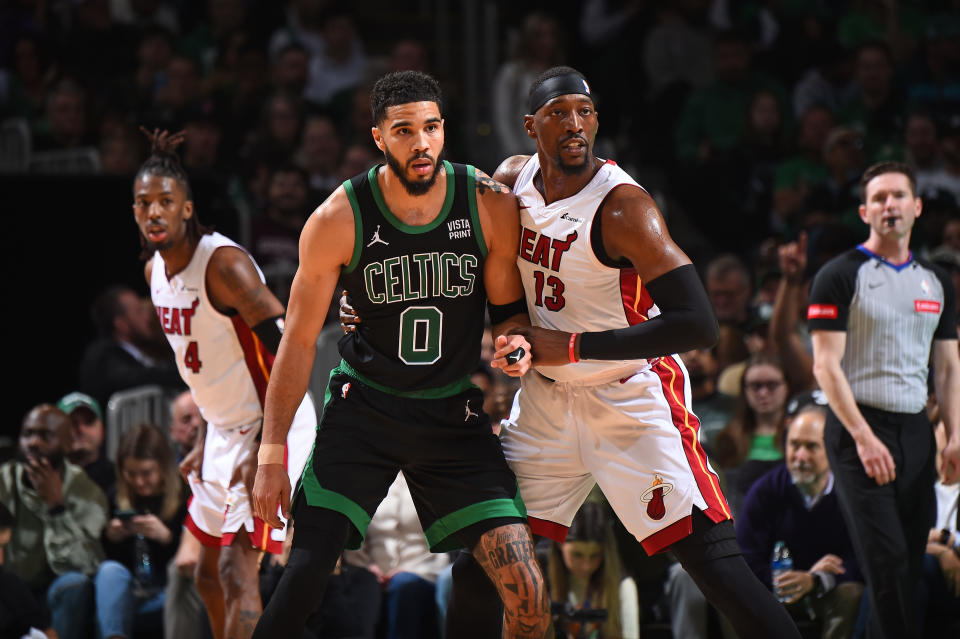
809, 161, 960, 639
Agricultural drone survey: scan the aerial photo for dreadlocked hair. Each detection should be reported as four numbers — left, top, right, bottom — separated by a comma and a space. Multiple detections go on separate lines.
135, 126, 211, 260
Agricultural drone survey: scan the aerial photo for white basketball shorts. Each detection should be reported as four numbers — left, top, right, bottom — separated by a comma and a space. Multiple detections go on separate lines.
185, 394, 316, 553
500, 355, 731, 554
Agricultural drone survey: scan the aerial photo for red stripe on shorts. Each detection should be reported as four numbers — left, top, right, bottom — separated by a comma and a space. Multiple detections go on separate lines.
529, 517, 569, 543
185, 513, 222, 548
251, 517, 283, 554
646, 356, 731, 553
641, 515, 694, 555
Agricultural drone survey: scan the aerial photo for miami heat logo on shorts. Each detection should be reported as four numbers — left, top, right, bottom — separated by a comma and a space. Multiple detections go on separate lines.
640, 474, 674, 520
341, 382, 351, 399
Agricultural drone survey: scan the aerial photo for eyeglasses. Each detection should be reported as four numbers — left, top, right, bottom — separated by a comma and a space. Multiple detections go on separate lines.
745, 380, 784, 393
122, 466, 160, 481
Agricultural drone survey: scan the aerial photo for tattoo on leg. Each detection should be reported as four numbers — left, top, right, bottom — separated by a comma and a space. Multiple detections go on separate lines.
473, 523, 551, 639
229, 609, 259, 639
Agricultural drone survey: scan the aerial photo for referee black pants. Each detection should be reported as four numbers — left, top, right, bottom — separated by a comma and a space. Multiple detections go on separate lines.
825, 405, 937, 639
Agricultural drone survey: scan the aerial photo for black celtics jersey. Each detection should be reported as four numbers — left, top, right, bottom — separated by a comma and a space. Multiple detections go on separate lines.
337, 161, 488, 395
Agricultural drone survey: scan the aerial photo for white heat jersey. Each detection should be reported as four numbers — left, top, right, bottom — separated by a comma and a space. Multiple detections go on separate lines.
151, 233, 271, 428
514, 155, 658, 383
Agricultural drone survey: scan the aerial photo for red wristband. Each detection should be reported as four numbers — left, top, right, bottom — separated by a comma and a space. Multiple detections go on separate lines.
569, 332, 579, 363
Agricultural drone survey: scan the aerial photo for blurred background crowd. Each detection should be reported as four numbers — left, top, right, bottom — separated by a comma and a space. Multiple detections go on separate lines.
1, 0, 959, 638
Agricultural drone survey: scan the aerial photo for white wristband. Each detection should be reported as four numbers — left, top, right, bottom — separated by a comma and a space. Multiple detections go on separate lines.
257, 444, 285, 465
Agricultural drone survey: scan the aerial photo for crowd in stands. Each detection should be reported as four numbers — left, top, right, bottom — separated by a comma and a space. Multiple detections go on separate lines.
3, 1, 960, 638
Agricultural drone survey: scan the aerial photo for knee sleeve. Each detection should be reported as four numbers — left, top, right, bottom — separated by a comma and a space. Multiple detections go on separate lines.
669, 509, 740, 566
445, 551, 502, 639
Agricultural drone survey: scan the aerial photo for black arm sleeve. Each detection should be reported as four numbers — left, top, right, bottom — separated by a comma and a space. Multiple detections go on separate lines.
252, 316, 285, 354
578, 264, 718, 361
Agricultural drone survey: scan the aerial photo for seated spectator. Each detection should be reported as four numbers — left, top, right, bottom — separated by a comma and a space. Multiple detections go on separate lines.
78, 285, 183, 412
705, 254, 753, 372
547, 501, 639, 639
271, 43, 310, 96
801, 127, 866, 231
919, 416, 960, 636
297, 115, 342, 204
736, 405, 864, 639
491, 11, 564, 158
241, 91, 304, 171
169, 391, 203, 465
32, 77, 93, 151
95, 423, 187, 639
0, 502, 54, 638
714, 353, 790, 514
303, 9, 368, 107
250, 164, 311, 303
0, 405, 108, 639
344, 473, 448, 639
772, 105, 834, 234
57, 392, 115, 496
836, 41, 905, 163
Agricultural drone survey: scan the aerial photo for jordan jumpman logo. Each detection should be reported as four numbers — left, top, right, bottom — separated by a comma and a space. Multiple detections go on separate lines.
367, 224, 389, 247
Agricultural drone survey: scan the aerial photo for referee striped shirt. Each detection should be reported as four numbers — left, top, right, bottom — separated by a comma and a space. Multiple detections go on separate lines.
808, 245, 957, 413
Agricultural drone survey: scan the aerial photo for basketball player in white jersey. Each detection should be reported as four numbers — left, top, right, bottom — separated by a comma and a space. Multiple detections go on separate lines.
132, 128, 315, 639
426, 67, 802, 638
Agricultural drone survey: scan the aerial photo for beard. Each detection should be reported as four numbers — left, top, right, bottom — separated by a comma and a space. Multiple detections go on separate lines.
554, 135, 591, 176
384, 146, 442, 196
789, 464, 818, 489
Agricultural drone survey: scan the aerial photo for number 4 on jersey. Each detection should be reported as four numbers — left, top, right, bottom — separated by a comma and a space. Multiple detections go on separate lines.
184, 340, 202, 373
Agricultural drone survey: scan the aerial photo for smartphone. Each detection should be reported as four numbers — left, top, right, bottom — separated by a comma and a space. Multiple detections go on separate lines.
115, 508, 137, 520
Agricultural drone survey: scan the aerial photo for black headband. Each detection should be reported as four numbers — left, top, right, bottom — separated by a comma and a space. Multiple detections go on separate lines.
528, 73, 593, 114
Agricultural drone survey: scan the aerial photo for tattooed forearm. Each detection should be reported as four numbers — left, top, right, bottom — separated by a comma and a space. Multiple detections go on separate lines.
473, 523, 552, 639
477, 175, 511, 195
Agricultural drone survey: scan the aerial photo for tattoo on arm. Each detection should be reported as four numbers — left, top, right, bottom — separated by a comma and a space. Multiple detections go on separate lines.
473, 523, 551, 639
477, 175, 511, 195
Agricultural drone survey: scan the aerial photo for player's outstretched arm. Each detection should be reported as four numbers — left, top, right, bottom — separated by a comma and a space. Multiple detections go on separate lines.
475, 169, 532, 377
253, 189, 354, 528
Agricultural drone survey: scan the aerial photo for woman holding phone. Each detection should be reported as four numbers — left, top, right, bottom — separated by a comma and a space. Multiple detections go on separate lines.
96, 423, 187, 639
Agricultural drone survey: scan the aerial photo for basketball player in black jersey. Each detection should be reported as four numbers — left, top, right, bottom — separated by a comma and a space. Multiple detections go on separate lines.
251, 72, 552, 638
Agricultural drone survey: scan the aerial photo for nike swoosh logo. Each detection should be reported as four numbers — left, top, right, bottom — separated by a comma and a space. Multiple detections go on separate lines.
238, 427, 252, 435
868, 282, 883, 289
